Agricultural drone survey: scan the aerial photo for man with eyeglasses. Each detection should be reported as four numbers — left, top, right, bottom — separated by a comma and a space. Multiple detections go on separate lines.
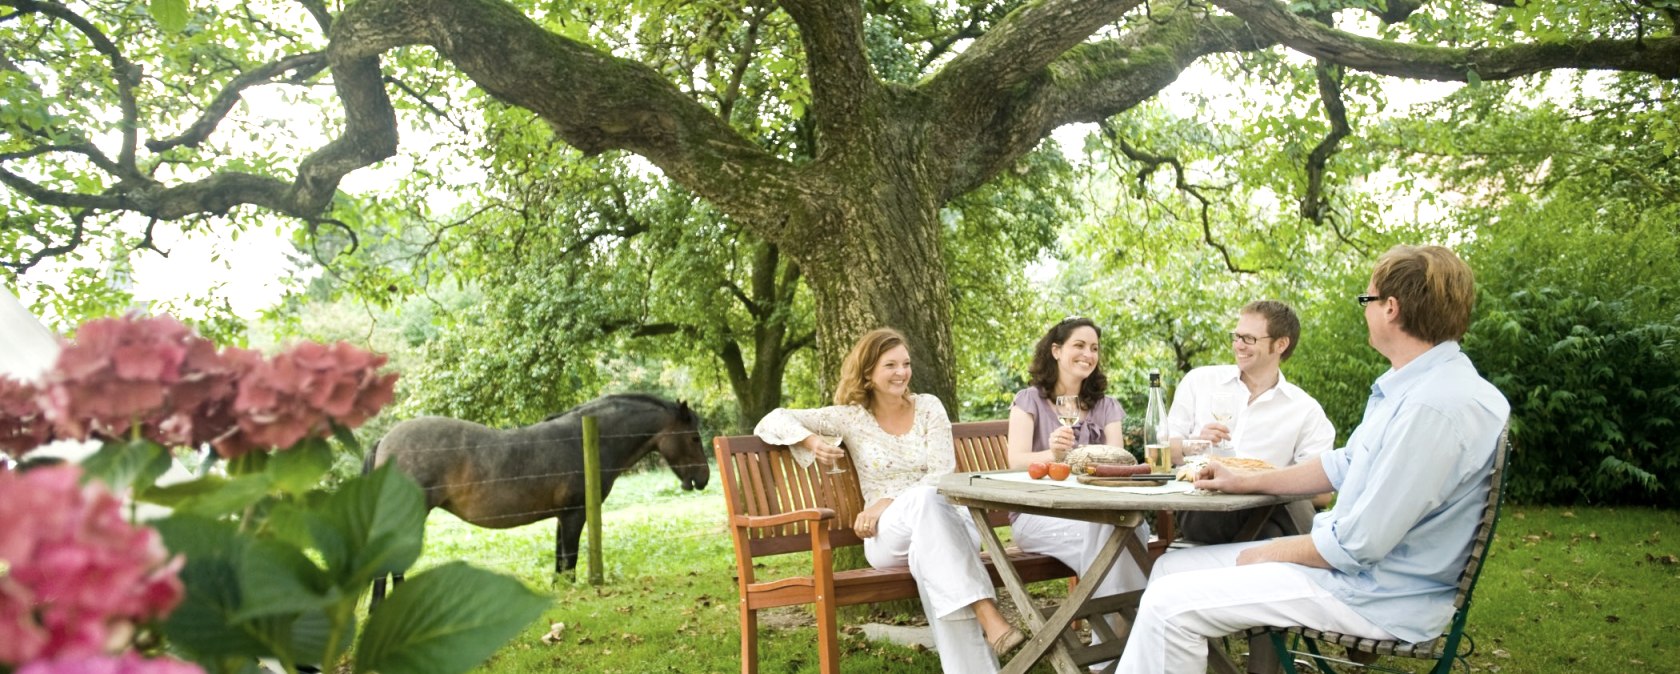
1116, 245, 1510, 674
1165, 300, 1335, 544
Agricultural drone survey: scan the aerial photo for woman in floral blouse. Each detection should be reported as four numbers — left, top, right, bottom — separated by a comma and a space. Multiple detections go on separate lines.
755, 328, 1022, 672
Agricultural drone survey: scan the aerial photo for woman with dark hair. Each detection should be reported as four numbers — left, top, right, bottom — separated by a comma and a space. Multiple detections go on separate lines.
1006, 317, 1149, 668
755, 327, 1023, 672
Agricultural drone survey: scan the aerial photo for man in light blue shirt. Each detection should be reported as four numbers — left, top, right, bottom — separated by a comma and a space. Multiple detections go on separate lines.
1116, 245, 1510, 673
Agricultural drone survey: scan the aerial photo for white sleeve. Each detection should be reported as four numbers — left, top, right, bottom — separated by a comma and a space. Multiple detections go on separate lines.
754, 405, 854, 469
916, 395, 956, 486
1166, 369, 1201, 438
1294, 402, 1336, 464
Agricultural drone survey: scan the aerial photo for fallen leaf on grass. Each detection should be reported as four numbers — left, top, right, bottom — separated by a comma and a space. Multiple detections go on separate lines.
1524, 535, 1542, 544
1493, 648, 1510, 658
541, 622, 567, 645
1561, 510, 1575, 518
1606, 615, 1621, 623
1646, 553, 1679, 565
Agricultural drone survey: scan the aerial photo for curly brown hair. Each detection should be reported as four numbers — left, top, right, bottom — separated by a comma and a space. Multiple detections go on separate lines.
1026, 317, 1108, 411
833, 328, 915, 409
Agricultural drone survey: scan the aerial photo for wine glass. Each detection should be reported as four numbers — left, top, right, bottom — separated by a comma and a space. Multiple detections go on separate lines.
1209, 392, 1238, 454
1054, 395, 1081, 448
819, 435, 848, 474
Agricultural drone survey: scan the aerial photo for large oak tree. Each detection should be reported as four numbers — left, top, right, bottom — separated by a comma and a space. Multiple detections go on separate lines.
3, 0, 1676, 406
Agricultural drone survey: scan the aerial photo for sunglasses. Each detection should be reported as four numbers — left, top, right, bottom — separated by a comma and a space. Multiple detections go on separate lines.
1357, 294, 1384, 306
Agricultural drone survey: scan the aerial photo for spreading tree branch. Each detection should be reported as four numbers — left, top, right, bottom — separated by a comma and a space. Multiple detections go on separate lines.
1100, 121, 1257, 275
146, 52, 329, 153
1301, 60, 1350, 225
1210, 0, 1680, 81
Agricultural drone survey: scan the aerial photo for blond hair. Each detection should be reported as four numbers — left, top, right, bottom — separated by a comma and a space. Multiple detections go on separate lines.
1371, 245, 1477, 344
834, 328, 914, 408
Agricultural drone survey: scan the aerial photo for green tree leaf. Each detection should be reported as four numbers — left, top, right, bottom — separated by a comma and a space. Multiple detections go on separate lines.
305, 463, 427, 590
266, 437, 336, 495
354, 562, 549, 674
78, 438, 171, 494
150, 0, 189, 33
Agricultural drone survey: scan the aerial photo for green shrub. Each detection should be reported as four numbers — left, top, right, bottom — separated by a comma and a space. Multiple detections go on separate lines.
1465, 288, 1680, 506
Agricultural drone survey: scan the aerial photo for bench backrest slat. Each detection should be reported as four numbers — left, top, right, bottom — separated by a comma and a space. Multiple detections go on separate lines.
715, 420, 1017, 559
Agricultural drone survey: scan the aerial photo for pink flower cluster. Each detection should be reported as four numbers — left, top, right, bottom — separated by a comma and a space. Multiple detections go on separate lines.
217, 340, 398, 457
1, 376, 53, 458
17, 653, 203, 674
0, 465, 185, 667
2, 313, 398, 458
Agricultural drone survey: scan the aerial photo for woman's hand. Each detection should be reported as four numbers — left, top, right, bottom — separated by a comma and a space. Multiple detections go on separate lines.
1048, 425, 1076, 460
854, 499, 893, 538
802, 433, 845, 466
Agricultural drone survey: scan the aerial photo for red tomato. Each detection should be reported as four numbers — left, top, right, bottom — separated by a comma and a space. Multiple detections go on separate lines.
1047, 462, 1072, 481
1027, 462, 1049, 479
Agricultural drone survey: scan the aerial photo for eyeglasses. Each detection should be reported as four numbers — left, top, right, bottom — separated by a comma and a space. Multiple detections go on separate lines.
1229, 332, 1272, 346
1357, 294, 1383, 306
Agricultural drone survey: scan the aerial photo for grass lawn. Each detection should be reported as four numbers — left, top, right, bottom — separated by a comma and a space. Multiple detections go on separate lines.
400, 469, 1680, 673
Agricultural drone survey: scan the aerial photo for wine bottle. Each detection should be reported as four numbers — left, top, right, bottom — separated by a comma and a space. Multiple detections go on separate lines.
1143, 370, 1169, 473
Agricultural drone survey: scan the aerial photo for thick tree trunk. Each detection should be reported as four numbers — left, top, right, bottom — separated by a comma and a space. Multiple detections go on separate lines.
793, 172, 958, 416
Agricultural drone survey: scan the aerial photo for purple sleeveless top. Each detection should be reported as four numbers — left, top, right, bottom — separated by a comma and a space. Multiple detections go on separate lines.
1011, 388, 1125, 453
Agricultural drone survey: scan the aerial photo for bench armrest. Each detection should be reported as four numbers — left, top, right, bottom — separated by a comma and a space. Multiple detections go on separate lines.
732, 507, 837, 529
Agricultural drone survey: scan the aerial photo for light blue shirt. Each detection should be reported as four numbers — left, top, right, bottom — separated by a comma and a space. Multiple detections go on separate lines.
1306, 341, 1510, 643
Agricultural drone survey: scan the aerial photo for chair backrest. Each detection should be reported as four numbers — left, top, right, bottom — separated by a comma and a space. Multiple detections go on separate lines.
952, 420, 1011, 472
714, 420, 1012, 558
1440, 425, 1511, 648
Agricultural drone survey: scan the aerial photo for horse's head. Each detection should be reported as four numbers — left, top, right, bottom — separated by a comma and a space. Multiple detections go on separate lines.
655, 400, 709, 491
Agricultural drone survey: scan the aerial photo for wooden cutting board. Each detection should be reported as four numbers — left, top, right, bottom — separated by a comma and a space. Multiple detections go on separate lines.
1075, 475, 1162, 487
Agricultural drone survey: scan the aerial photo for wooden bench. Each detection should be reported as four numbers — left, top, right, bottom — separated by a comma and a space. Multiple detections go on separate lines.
715, 419, 1079, 674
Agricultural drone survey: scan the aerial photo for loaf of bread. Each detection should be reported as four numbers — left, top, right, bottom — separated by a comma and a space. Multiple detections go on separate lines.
1176, 455, 1277, 482
1065, 444, 1135, 476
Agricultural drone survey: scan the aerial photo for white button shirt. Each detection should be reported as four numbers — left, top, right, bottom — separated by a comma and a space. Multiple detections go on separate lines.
1165, 364, 1334, 468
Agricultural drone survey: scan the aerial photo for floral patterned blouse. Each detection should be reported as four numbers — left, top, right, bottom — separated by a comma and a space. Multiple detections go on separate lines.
753, 393, 956, 505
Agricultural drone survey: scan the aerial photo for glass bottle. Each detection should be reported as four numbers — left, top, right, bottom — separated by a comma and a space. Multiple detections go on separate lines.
1143, 370, 1169, 473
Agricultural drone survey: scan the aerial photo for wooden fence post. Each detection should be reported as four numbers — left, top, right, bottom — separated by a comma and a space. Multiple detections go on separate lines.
582, 414, 604, 586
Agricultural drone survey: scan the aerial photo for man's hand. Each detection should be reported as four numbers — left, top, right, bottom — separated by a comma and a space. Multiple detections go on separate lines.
1197, 422, 1231, 445
1192, 460, 1253, 493
1234, 535, 1330, 569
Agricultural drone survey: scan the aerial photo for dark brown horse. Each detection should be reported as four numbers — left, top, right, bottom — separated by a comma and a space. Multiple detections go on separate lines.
368, 393, 707, 587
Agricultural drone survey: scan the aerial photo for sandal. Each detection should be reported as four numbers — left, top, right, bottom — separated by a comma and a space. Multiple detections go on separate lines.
989, 626, 1025, 658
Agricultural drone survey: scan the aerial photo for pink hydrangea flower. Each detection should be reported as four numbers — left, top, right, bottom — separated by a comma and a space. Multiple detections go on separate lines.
36, 315, 211, 443
1, 376, 54, 458
221, 341, 397, 456
16, 652, 203, 674
0, 465, 184, 666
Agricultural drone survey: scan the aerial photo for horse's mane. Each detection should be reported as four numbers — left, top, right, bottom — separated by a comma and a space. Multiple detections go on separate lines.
543, 393, 692, 425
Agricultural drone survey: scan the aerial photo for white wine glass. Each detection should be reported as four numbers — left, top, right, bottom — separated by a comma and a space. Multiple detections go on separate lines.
819, 435, 847, 474
1209, 392, 1238, 454
1054, 395, 1080, 447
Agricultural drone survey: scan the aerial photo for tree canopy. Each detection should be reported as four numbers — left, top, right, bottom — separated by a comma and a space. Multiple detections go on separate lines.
3, 0, 1677, 412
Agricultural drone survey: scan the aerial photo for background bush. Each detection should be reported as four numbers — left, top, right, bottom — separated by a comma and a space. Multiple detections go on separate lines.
1466, 288, 1680, 506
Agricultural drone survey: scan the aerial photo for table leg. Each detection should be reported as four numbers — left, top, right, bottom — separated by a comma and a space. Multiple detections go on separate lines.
966, 508, 1092, 674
